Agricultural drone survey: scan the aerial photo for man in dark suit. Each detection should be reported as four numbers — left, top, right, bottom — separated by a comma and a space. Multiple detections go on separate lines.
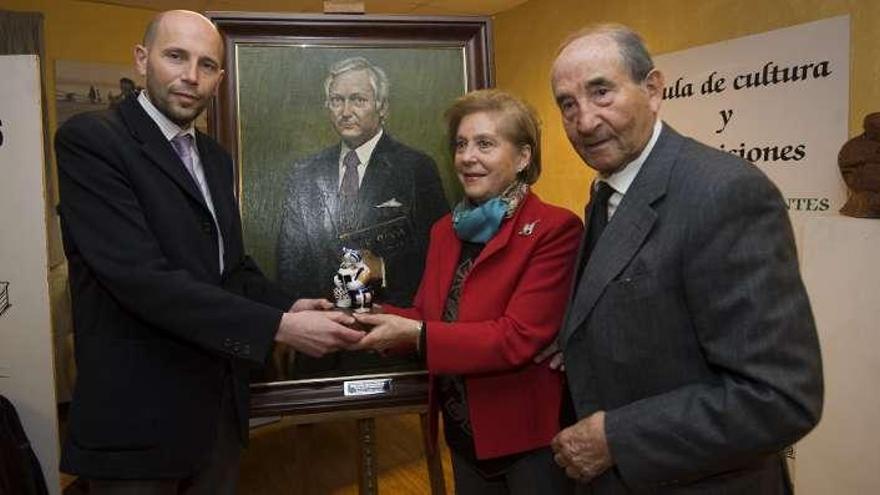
55, 10, 364, 494
548, 24, 823, 493
277, 57, 448, 376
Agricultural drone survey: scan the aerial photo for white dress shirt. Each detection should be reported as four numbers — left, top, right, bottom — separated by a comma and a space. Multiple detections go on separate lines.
337, 128, 384, 189
597, 119, 663, 220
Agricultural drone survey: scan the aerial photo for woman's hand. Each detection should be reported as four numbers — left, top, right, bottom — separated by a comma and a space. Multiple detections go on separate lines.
350, 313, 421, 355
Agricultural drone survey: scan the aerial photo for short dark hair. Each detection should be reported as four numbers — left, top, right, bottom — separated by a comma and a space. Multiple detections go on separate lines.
558, 23, 655, 83
444, 89, 542, 185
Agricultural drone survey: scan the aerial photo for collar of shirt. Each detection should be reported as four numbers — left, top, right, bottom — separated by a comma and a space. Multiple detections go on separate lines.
598, 119, 663, 219
338, 128, 384, 187
137, 90, 196, 143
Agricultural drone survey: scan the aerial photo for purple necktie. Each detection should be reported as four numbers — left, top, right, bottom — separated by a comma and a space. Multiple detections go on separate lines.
338, 149, 360, 231
170, 134, 203, 192
170, 133, 224, 272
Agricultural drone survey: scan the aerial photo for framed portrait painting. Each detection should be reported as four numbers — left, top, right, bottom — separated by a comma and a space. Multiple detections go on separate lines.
208, 13, 493, 415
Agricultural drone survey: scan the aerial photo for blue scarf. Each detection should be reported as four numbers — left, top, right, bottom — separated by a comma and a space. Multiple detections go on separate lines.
452, 197, 508, 243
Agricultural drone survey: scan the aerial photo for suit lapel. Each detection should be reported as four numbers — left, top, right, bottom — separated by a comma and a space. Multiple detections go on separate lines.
196, 134, 233, 248
473, 192, 534, 267
118, 96, 207, 209
316, 146, 342, 232
357, 133, 395, 227
559, 126, 683, 347
432, 221, 462, 312
567, 182, 600, 301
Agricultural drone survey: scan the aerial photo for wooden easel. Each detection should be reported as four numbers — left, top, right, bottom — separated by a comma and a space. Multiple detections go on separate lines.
283, 407, 445, 495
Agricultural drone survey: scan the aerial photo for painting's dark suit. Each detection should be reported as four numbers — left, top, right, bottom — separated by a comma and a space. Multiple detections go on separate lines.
277, 133, 448, 375
277, 133, 448, 305
55, 95, 293, 478
560, 125, 823, 494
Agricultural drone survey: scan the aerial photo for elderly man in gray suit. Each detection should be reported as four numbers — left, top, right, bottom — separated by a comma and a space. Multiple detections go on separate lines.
548, 24, 823, 493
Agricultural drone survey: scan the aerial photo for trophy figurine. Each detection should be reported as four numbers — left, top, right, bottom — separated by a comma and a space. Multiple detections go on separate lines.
332, 247, 385, 313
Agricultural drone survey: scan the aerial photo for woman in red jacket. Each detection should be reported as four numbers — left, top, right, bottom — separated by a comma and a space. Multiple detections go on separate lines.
353, 89, 582, 494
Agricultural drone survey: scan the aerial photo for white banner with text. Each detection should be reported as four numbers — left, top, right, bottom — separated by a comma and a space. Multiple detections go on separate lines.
655, 15, 849, 217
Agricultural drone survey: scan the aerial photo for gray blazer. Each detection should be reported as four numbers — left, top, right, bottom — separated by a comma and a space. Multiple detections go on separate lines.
560, 124, 823, 494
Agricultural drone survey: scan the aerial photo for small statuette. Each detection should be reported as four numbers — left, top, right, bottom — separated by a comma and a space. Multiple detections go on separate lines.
332, 247, 383, 313
518, 220, 539, 236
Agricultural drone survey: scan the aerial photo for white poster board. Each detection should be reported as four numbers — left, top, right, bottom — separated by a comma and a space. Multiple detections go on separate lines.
796, 217, 880, 494
655, 16, 849, 218
0, 54, 60, 495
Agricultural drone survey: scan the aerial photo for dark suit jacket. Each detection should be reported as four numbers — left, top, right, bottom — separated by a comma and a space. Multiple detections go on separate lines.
55, 95, 293, 478
560, 125, 823, 494
277, 132, 448, 306
390, 192, 583, 459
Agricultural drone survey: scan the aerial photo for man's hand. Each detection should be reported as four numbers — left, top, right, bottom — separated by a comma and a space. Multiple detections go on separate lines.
534, 341, 565, 371
275, 310, 363, 357
289, 298, 335, 312
552, 411, 613, 483
350, 313, 420, 355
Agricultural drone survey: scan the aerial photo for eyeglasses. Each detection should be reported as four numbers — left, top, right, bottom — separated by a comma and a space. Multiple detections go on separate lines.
326, 94, 373, 109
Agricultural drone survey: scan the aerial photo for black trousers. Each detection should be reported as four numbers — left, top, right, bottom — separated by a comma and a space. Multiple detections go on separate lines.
451, 446, 573, 495
87, 384, 241, 495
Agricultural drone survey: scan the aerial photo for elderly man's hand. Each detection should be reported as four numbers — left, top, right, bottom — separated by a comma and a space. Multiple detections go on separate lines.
551, 411, 613, 483
533, 341, 565, 371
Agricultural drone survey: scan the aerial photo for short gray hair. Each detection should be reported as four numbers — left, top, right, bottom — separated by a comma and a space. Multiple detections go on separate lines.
558, 23, 655, 83
324, 57, 390, 109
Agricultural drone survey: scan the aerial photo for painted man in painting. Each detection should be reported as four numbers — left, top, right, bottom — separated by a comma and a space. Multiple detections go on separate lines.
277, 56, 448, 376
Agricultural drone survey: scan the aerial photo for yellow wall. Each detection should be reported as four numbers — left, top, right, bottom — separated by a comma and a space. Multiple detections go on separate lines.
494, 0, 880, 215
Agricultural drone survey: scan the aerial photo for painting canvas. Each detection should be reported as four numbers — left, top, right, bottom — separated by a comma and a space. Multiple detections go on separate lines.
237, 45, 467, 381
211, 13, 493, 411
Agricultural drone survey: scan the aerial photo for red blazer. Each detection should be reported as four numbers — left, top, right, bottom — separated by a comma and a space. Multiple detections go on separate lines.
392, 192, 582, 459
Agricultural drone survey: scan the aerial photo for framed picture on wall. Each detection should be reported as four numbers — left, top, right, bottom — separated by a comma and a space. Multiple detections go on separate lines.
54, 60, 209, 133
208, 12, 493, 416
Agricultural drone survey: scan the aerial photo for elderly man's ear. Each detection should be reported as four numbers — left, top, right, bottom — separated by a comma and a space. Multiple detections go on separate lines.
645, 69, 665, 113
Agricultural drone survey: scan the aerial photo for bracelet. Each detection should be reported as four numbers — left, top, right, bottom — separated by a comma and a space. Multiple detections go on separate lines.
414, 320, 425, 355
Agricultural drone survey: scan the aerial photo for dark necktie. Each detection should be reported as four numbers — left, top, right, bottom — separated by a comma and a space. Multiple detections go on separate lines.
338, 149, 361, 231
583, 180, 614, 267
561, 180, 615, 427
